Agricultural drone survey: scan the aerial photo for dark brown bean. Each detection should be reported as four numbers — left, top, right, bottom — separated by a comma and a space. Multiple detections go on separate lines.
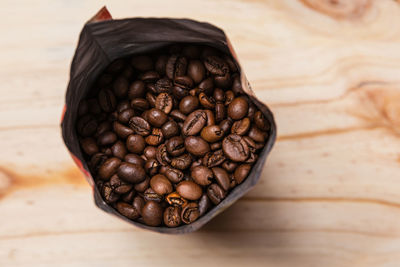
207, 183, 226, 205
134, 176, 150, 193
150, 174, 173, 195
198, 77, 214, 95
111, 140, 127, 159
156, 144, 171, 166
98, 157, 121, 181
145, 128, 164, 146
139, 70, 159, 83
174, 76, 194, 90
187, 60, 205, 83
128, 80, 146, 99
179, 95, 199, 115
142, 201, 163, 226
199, 92, 215, 109
231, 117, 251, 135
143, 146, 157, 159
166, 192, 187, 207
128, 116, 151, 136
126, 134, 145, 154
176, 181, 202, 200
191, 166, 213, 186
222, 161, 237, 172
155, 93, 173, 114
210, 142, 222, 151
110, 174, 132, 194
203, 56, 229, 76
166, 136, 185, 157
215, 103, 226, 123
185, 136, 210, 157
200, 125, 224, 143
234, 164, 252, 184
227, 97, 248, 120
164, 206, 182, 227
144, 158, 160, 176
102, 182, 119, 204
164, 167, 184, 184
132, 196, 145, 215
147, 108, 168, 128
202, 149, 226, 168
198, 193, 212, 216
113, 76, 129, 98
80, 137, 98, 156
124, 153, 145, 166
113, 121, 134, 139
171, 153, 192, 170
222, 134, 250, 162
170, 109, 187, 122
161, 120, 180, 139
98, 89, 116, 112
155, 55, 168, 75
181, 202, 200, 224
182, 110, 207, 136
77, 114, 98, 137
212, 167, 230, 191
248, 125, 267, 143
130, 98, 149, 111
118, 108, 135, 124
117, 162, 146, 184
224, 90, 235, 106
214, 72, 231, 89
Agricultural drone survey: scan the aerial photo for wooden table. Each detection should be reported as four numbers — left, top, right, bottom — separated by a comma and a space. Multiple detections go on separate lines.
1, 0, 400, 266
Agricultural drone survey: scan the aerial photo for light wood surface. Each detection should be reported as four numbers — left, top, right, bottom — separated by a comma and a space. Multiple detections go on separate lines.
1, 0, 400, 266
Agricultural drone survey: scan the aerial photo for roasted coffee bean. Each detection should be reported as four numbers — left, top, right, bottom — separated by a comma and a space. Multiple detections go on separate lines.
108, 111, 118, 122
170, 109, 187, 122
172, 86, 189, 100
150, 174, 173, 195
213, 88, 225, 103
214, 72, 231, 89
113, 121, 134, 139
102, 182, 119, 204
96, 121, 112, 138
171, 153, 192, 170
128, 116, 151, 136
207, 183, 226, 205
116, 202, 140, 220
224, 90, 235, 106
155, 78, 173, 93
143, 146, 157, 159
126, 134, 145, 154
185, 136, 210, 157
176, 181, 202, 201
222, 161, 237, 172
161, 120, 180, 139
77, 114, 98, 137
187, 60, 205, 83
146, 92, 156, 108
116, 100, 131, 113
144, 188, 163, 203
97, 131, 117, 146
128, 80, 146, 99
231, 75, 243, 94
142, 201, 163, 226
166, 192, 187, 207
155, 93, 173, 114
80, 137, 99, 156
113, 76, 129, 98
198, 77, 214, 95
90, 153, 107, 173
155, 55, 168, 75
243, 136, 257, 152
200, 125, 224, 143
145, 128, 164, 146
191, 166, 213, 186
147, 108, 168, 128
118, 108, 135, 124
204, 56, 229, 76
228, 97, 248, 120
132, 196, 145, 215
198, 193, 212, 216
110, 174, 132, 194
245, 152, 258, 163
101, 147, 112, 156
125, 153, 145, 166
205, 110, 215, 126
210, 142, 222, 151
215, 103, 226, 122
234, 164, 251, 184
179, 95, 199, 115
166, 54, 187, 79
98, 157, 121, 180
134, 176, 150, 193
98, 88, 117, 112
212, 167, 230, 191
164, 206, 182, 227
164, 167, 184, 183
140, 70, 159, 83
219, 118, 232, 134
202, 149, 226, 168
131, 55, 153, 71
222, 134, 250, 162
144, 158, 160, 176
156, 144, 171, 166
248, 103, 256, 120
130, 98, 149, 111
117, 162, 146, 184
121, 190, 136, 203
181, 202, 200, 224
224, 55, 238, 72
199, 92, 215, 109
182, 110, 207, 136
248, 125, 267, 143
166, 136, 185, 157
174, 76, 194, 90
231, 117, 251, 135
111, 140, 127, 159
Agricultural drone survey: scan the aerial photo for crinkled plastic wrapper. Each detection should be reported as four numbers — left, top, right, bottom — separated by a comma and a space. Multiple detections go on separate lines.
61, 7, 276, 234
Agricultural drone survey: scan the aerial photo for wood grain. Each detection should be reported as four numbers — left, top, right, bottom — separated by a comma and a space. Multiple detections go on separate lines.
1, 0, 400, 266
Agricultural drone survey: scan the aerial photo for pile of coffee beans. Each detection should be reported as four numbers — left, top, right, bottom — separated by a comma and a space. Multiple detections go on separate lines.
76, 44, 269, 227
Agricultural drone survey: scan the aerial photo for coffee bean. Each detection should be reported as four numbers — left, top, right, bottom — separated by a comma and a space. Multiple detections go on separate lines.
174, 76, 194, 90
166, 192, 187, 207
95, 121, 112, 137
164, 206, 182, 227
202, 149, 226, 168
222, 161, 237, 172
113, 121, 134, 139
128, 116, 151, 136
219, 119, 232, 134
116, 100, 131, 113
182, 110, 207, 136
102, 182, 119, 204
187, 60, 205, 83
156, 144, 171, 166
126, 134, 145, 154
131, 55, 153, 71
181, 202, 200, 224
110, 174, 132, 194
198, 193, 212, 216
203, 56, 229, 76
210, 142, 222, 151
179, 95, 199, 115
171, 153, 192, 170
222, 134, 250, 162
139, 70, 159, 83
128, 80, 146, 99
191, 166, 213, 186
161, 120, 180, 139
130, 98, 149, 111
212, 167, 230, 191
143, 146, 157, 159
232, 75, 243, 95
98, 157, 121, 181
234, 164, 251, 184
172, 86, 189, 100
248, 103, 256, 120
199, 92, 215, 109
200, 125, 224, 143
207, 183, 226, 205
124, 153, 145, 166
144, 158, 160, 176
155, 78, 173, 93
146, 92, 156, 108
224, 90, 235, 106
144, 188, 163, 203
98, 89, 117, 112
176, 181, 202, 200
155, 55, 168, 75
116, 202, 140, 220
215, 103, 226, 122
205, 110, 215, 126
248, 125, 267, 143
134, 176, 150, 193
97, 131, 117, 146
111, 140, 127, 159
227, 97, 248, 120
147, 108, 168, 128
118, 108, 135, 124
185, 136, 210, 157
80, 137, 99, 156
170, 109, 187, 122
150, 174, 173, 195
132, 196, 145, 215
166, 136, 185, 157
166, 55, 187, 79
77, 114, 98, 137
117, 162, 146, 184
145, 128, 164, 146
121, 190, 136, 203
155, 93, 173, 114
142, 201, 163, 226
198, 77, 214, 95
214, 72, 231, 89
164, 167, 184, 184
231, 117, 251, 135
113, 76, 129, 98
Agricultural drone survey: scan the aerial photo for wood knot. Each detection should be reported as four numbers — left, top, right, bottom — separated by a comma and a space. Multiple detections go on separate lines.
300, 0, 371, 19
